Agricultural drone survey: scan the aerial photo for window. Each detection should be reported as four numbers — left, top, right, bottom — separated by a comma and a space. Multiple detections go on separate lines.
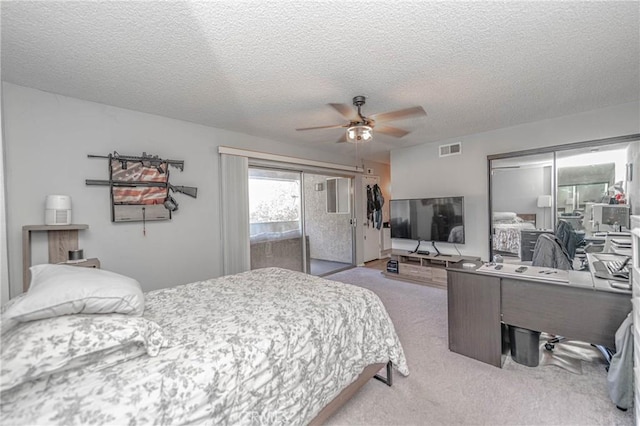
326, 177, 350, 214
248, 168, 301, 237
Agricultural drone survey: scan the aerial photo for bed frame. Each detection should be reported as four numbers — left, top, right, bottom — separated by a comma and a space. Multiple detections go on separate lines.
309, 361, 392, 425
518, 213, 536, 225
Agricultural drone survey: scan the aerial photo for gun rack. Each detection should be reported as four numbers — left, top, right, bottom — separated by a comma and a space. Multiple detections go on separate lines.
86, 152, 198, 229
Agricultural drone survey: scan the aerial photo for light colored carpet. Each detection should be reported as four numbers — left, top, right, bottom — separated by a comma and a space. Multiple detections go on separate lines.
324, 267, 633, 426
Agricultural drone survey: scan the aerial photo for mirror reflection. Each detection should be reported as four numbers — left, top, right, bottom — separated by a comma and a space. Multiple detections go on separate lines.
491, 153, 553, 260
326, 177, 350, 214
489, 139, 639, 263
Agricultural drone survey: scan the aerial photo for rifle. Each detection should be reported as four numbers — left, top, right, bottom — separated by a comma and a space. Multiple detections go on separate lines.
85, 179, 198, 198
88, 151, 185, 172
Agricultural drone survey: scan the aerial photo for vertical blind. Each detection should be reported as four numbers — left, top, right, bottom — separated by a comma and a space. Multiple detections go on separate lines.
220, 154, 251, 275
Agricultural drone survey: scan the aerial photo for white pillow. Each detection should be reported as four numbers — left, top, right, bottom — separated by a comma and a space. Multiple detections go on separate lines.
493, 211, 517, 221
3, 264, 145, 324
1, 314, 167, 393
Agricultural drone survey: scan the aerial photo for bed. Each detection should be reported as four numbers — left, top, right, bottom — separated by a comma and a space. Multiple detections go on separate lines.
1, 265, 408, 425
492, 211, 536, 256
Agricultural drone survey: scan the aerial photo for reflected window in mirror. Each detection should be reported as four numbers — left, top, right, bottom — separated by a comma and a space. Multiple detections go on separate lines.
326, 177, 350, 214
556, 144, 632, 234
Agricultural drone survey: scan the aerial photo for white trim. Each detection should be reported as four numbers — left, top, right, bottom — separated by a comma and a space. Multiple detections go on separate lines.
218, 146, 364, 173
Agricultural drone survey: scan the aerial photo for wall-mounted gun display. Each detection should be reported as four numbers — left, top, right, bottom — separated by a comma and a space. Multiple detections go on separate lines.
85, 180, 198, 202
86, 151, 198, 232
88, 152, 185, 172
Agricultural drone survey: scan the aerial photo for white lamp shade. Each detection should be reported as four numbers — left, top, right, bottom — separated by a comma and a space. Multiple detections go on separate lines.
537, 195, 552, 208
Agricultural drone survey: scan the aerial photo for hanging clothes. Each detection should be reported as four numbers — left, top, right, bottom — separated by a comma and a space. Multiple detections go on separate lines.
366, 185, 375, 226
372, 184, 384, 230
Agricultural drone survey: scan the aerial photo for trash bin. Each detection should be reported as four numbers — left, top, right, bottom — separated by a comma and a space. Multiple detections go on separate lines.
509, 325, 541, 367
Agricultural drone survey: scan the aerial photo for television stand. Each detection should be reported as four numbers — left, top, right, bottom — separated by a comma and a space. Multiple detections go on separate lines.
382, 249, 480, 289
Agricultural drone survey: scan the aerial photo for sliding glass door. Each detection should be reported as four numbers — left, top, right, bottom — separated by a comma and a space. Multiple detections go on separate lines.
248, 167, 355, 276
248, 168, 307, 272
304, 174, 354, 276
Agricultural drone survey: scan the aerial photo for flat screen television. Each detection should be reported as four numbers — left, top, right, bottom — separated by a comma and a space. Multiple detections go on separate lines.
390, 196, 465, 243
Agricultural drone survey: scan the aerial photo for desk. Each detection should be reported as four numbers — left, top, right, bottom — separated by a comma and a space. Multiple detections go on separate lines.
446, 261, 631, 367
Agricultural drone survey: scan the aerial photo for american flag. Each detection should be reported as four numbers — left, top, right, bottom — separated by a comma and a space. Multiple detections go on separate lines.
111, 160, 168, 205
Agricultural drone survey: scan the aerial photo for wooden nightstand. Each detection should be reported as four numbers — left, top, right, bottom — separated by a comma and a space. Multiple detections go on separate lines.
65, 258, 101, 270
22, 224, 97, 291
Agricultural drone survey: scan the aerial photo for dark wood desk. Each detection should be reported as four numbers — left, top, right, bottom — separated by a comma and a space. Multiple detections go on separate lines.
446, 261, 632, 367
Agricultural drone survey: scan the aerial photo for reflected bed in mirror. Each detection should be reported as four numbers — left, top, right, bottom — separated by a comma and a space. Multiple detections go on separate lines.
492, 212, 536, 257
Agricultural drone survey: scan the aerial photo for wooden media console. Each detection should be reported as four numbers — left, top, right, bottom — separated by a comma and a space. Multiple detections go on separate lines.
382, 249, 480, 289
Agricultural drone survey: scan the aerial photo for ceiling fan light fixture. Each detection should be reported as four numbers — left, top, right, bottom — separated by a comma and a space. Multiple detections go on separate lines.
346, 125, 373, 143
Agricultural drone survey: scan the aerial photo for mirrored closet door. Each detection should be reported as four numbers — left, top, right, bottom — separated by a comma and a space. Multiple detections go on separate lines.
489, 153, 554, 261
488, 135, 640, 262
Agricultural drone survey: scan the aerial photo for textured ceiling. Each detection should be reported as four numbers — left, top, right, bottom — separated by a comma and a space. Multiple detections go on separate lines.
2, 1, 639, 163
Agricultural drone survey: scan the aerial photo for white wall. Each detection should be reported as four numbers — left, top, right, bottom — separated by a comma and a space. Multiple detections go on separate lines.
391, 102, 640, 260
2, 83, 358, 297
304, 174, 352, 262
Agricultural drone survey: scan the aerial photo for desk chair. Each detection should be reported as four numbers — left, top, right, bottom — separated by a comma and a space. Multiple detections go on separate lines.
555, 219, 584, 260
531, 233, 573, 270
533, 219, 593, 269
530, 233, 572, 351
531, 233, 614, 364
558, 212, 584, 232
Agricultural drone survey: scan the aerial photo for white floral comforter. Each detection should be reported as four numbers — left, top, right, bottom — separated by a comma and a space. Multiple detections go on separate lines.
493, 221, 536, 254
1, 267, 408, 425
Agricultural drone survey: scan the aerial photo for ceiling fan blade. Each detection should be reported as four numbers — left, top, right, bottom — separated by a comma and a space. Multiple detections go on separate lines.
329, 103, 358, 120
375, 125, 410, 138
369, 106, 426, 123
296, 124, 347, 131
336, 133, 348, 143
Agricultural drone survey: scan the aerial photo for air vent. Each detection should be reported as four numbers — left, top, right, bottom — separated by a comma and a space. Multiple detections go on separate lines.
439, 142, 462, 157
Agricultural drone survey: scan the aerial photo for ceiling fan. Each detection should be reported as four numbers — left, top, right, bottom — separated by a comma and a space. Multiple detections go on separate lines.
296, 95, 427, 143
